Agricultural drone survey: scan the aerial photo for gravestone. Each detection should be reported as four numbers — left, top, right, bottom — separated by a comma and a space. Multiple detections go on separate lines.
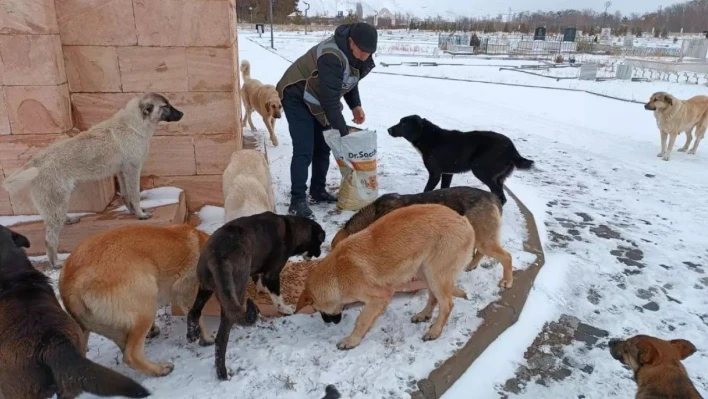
534, 27, 547, 41
599, 28, 612, 45
616, 64, 633, 80
680, 38, 708, 60
579, 64, 598, 80
624, 33, 634, 47
256, 23, 264, 38
563, 27, 577, 42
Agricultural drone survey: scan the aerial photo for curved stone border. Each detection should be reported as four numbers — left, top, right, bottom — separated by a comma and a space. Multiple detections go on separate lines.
411, 187, 546, 399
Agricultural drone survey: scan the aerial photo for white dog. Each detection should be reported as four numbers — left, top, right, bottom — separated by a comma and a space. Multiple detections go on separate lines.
2, 93, 183, 268
222, 149, 276, 223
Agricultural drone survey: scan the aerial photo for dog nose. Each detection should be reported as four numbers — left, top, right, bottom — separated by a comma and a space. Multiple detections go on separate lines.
608, 339, 620, 348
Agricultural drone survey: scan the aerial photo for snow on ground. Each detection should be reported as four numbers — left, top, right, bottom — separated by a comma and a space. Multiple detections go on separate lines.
0, 212, 93, 227
114, 187, 183, 213
66, 29, 707, 398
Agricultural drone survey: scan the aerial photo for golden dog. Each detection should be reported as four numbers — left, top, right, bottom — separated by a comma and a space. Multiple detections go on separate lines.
222, 149, 276, 223
644, 92, 708, 161
609, 334, 702, 398
59, 224, 211, 377
297, 204, 475, 350
240, 60, 282, 146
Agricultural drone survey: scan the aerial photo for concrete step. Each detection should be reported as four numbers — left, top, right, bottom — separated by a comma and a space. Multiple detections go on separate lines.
10, 189, 187, 257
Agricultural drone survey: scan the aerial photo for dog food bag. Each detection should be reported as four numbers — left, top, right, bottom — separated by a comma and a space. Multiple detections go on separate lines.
324, 127, 379, 211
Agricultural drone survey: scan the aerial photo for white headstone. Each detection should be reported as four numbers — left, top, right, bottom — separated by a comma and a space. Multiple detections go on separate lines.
616, 64, 633, 80
624, 34, 634, 47
681, 39, 708, 60
600, 28, 612, 45
579, 64, 598, 80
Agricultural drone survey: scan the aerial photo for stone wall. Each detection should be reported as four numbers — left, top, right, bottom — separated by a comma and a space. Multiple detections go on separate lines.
0, 0, 242, 215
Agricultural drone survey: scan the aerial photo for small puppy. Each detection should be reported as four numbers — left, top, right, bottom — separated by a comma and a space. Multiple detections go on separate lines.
644, 92, 708, 161
609, 334, 702, 399
187, 212, 325, 380
2, 92, 183, 268
59, 224, 211, 377
322, 385, 341, 399
241, 60, 282, 146
388, 115, 534, 205
297, 204, 475, 350
223, 149, 276, 223
331, 186, 513, 288
0, 225, 150, 399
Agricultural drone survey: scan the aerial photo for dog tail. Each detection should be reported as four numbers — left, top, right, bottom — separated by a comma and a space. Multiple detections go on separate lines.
510, 146, 534, 170
2, 166, 39, 194
240, 60, 251, 80
209, 255, 259, 326
322, 385, 341, 399
46, 340, 151, 398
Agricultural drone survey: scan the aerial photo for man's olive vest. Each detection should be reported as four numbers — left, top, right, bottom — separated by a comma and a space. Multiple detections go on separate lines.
276, 36, 360, 127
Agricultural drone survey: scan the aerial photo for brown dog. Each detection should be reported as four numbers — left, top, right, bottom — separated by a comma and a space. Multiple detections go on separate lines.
59, 224, 211, 378
0, 225, 150, 399
241, 59, 282, 146
331, 186, 513, 288
297, 204, 475, 350
644, 92, 708, 161
609, 334, 703, 399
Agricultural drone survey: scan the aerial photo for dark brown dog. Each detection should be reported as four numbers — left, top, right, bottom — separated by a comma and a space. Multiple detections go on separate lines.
609, 334, 703, 399
186, 212, 326, 380
0, 225, 150, 399
331, 186, 514, 288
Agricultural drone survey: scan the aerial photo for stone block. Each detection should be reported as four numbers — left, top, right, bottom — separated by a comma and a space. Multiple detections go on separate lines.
0, 0, 59, 35
194, 134, 238, 175
118, 47, 188, 93
0, 90, 10, 135
153, 174, 222, 211
0, 175, 12, 215
186, 47, 233, 92
70, 93, 133, 131
5, 84, 72, 134
0, 35, 66, 86
142, 136, 196, 177
64, 46, 122, 92
133, 0, 230, 47
230, 39, 243, 137
56, 0, 137, 45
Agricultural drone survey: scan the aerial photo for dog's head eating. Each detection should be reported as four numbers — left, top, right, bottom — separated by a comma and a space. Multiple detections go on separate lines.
388, 115, 426, 142
609, 335, 697, 379
287, 216, 325, 261
644, 92, 674, 111
267, 99, 283, 119
296, 284, 343, 324
138, 92, 184, 123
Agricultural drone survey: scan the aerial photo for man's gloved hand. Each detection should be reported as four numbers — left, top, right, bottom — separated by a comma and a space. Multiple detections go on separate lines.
352, 106, 366, 124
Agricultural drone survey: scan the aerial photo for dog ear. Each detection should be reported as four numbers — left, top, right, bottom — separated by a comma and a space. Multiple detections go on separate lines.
670, 339, 697, 360
140, 101, 154, 117
664, 95, 673, 105
635, 340, 658, 365
11, 231, 30, 249
295, 288, 314, 313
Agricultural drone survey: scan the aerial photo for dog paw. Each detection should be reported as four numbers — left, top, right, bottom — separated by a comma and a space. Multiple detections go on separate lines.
657, 152, 665, 157
147, 325, 161, 339
186, 326, 200, 343
498, 278, 513, 289
199, 335, 215, 347
138, 210, 153, 220
278, 304, 296, 315
271, 138, 279, 146
678, 147, 687, 152
411, 313, 432, 323
688, 149, 696, 155
154, 362, 175, 377
217, 367, 233, 381
65, 216, 81, 225
422, 329, 442, 342
336, 336, 361, 350
662, 155, 671, 161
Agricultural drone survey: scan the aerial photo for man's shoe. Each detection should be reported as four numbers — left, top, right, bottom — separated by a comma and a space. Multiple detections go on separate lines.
310, 190, 337, 204
288, 201, 315, 219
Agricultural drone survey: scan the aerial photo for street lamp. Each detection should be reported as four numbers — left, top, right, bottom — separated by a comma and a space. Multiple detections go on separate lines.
269, 0, 274, 49
303, 1, 310, 35
249, 6, 253, 24
603, 1, 612, 28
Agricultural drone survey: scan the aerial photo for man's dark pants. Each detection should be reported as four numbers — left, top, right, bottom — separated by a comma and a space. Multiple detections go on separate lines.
282, 91, 331, 202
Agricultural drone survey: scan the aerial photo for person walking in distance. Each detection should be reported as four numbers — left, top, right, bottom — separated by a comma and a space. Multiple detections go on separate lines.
276, 22, 377, 218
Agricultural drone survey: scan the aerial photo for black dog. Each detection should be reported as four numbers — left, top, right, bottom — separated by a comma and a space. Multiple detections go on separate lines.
0, 225, 150, 399
388, 115, 534, 205
186, 212, 326, 380
322, 385, 341, 399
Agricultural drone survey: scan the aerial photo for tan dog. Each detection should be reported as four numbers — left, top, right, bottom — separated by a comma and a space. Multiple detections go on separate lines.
58, 224, 212, 378
296, 204, 475, 350
609, 334, 702, 399
222, 149, 276, 223
330, 187, 513, 288
241, 60, 282, 146
644, 92, 708, 161
1, 93, 183, 268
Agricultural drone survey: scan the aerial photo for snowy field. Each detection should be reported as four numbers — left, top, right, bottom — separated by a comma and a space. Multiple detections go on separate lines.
3, 27, 707, 399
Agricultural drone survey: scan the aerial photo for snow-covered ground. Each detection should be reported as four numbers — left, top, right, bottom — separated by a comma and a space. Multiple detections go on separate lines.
5, 28, 706, 398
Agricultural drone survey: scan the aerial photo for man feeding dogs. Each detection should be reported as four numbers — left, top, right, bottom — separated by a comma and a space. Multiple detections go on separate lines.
276, 22, 377, 218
